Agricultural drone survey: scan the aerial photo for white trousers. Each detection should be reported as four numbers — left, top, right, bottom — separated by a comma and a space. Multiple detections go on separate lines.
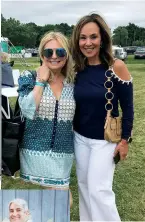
74, 131, 121, 222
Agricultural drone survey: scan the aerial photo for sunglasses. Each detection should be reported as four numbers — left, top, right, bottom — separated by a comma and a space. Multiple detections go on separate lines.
43, 48, 67, 58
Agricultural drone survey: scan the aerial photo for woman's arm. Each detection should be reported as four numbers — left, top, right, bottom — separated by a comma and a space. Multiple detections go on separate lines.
33, 63, 50, 108
113, 59, 134, 140
112, 59, 134, 160
18, 63, 50, 120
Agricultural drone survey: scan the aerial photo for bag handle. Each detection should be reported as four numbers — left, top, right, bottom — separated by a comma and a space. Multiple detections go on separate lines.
104, 68, 114, 117
104, 59, 119, 116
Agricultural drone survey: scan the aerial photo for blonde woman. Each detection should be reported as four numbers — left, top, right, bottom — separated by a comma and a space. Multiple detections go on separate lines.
18, 32, 75, 197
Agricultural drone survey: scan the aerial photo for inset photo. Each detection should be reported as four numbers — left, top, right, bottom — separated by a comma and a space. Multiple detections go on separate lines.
0, 190, 70, 222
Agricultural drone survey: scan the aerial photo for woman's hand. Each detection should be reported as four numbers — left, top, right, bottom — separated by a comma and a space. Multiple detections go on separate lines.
37, 62, 50, 82
33, 61, 50, 109
114, 139, 129, 161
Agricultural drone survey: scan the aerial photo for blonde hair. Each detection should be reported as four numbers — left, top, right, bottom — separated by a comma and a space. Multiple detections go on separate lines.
71, 13, 114, 72
1, 52, 10, 63
39, 31, 75, 83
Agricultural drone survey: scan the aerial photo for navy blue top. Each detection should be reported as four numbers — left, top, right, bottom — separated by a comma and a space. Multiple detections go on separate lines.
73, 64, 134, 140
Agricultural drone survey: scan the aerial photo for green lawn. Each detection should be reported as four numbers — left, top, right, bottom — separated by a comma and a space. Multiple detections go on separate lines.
2, 55, 145, 221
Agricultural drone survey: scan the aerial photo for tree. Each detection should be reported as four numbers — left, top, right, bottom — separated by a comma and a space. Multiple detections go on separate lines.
132, 40, 145, 47
1, 17, 21, 44
1, 14, 7, 37
19, 24, 38, 47
1, 16, 38, 47
54, 23, 73, 36
113, 26, 128, 46
2, 13, 144, 48
125, 23, 145, 46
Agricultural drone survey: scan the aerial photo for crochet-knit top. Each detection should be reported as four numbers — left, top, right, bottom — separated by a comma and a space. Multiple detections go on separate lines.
73, 64, 134, 140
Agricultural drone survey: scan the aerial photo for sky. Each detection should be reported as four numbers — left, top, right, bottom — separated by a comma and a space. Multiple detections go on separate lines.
1, 0, 145, 31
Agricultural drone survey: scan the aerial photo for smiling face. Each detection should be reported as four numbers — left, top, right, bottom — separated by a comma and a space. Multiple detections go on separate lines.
42, 39, 67, 73
79, 22, 102, 64
9, 203, 27, 222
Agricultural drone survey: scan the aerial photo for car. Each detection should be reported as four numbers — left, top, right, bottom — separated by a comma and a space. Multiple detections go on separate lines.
134, 48, 145, 59
124, 46, 138, 55
112, 46, 127, 61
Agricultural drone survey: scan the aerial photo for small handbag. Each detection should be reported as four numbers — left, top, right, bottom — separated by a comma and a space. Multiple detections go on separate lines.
104, 67, 122, 143
2, 98, 25, 176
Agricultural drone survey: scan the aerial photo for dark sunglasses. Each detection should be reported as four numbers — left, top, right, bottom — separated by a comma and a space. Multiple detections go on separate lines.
43, 48, 67, 58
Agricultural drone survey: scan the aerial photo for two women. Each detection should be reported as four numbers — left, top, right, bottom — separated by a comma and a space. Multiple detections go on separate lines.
18, 13, 134, 221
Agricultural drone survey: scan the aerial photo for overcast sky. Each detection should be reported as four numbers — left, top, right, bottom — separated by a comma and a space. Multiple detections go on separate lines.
1, 0, 145, 31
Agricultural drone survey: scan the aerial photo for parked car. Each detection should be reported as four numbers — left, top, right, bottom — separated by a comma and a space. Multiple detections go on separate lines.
112, 46, 127, 61
134, 48, 145, 59
124, 46, 138, 55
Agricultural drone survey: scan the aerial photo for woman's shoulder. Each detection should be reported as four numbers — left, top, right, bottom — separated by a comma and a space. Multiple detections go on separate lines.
112, 59, 132, 83
18, 70, 37, 95
18, 70, 37, 84
19, 70, 37, 78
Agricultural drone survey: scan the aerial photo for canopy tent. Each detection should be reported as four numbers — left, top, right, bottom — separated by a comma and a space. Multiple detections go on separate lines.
1, 37, 24, 54
1, 36, 30, 66
1, 37, 9, 53
10, 46, 24, 54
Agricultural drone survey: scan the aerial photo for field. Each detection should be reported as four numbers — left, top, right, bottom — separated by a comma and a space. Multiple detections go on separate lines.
2, 55, 145, 221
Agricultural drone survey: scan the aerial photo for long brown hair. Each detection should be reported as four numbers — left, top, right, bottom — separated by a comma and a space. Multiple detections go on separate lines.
71, 13, 114, 72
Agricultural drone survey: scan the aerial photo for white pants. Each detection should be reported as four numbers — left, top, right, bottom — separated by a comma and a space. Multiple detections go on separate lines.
74, 131, 121, 222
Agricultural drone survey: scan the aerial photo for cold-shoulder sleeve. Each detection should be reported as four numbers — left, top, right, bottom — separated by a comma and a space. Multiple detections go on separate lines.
17, 70, 37, 120
112, 70, 134, 140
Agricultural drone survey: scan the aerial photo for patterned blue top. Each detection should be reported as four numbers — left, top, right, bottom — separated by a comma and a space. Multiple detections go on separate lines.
18, 70, 75, 188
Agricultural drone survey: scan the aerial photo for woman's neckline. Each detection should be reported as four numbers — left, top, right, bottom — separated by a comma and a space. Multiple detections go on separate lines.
87, 63, 103, 67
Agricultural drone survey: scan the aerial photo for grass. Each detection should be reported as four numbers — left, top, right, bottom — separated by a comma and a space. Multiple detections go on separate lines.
2, 55, 145, 221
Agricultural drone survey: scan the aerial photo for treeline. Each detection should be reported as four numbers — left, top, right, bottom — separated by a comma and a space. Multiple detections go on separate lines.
1, 14, 74, 48
112, 24, 145, 47
1, 14, 145, 48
